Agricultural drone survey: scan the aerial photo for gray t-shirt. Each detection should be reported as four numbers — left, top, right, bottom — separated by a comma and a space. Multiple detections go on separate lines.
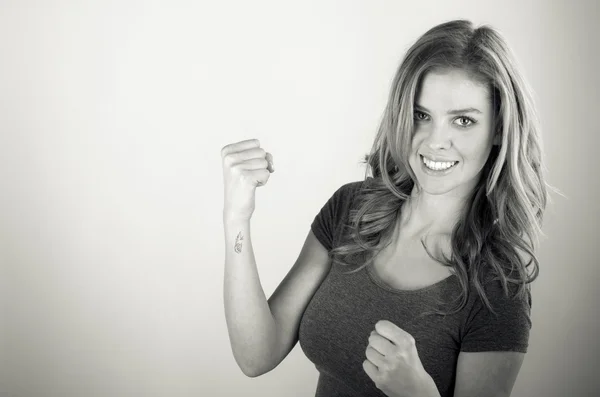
298, 179, 532, 397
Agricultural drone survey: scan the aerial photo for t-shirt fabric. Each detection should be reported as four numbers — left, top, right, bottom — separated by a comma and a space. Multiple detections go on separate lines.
298, 179, 532, 397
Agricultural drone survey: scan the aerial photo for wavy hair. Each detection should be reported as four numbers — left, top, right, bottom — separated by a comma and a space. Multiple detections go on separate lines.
329, 19, 554, 317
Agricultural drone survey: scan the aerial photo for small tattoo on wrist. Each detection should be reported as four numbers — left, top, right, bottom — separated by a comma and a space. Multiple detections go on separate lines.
234, 231, 243, 253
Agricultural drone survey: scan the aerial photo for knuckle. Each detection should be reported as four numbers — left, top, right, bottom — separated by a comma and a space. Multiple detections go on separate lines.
223, 153, 235, 166
229, 163, 241, 175
368, 335, 378, 346
395, 349, 407, 360
374, 372, 389, 388
221, 145, 230, 157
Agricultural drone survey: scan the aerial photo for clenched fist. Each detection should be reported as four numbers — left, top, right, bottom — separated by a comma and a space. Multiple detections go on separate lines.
221, 139, 275, 222
363, 320, 439, 397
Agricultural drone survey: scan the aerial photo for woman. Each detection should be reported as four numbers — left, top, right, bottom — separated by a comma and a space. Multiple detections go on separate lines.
220, 19, 548, 397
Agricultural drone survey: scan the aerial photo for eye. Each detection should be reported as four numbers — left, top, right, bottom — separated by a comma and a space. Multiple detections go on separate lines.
455, 116, 476, 127
414, 111, 429, 121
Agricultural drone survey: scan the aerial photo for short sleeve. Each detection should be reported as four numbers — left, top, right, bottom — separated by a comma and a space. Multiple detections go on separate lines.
310, 184, 346, 252
460, 281, 532, 353
310, 179, 368, 252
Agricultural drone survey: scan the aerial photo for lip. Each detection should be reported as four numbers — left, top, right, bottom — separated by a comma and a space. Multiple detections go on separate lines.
419, 155, 459, 176
420, 154, 458, 162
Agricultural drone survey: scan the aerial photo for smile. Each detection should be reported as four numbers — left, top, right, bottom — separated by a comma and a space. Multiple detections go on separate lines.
420, 155, 459, 171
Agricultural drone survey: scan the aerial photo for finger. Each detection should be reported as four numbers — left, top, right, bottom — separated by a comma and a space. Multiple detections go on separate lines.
362, 359, 379, 381
369, 331, 396, 356
221, 139, 260, 158
365, 346, 386, 368
375, 320, 412, 346
245, 169, 270, 187
225, 147, 266, 164
235, 158, 269, 171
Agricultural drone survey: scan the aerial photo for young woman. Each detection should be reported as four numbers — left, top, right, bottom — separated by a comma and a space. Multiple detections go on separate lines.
220, 19, 548, 397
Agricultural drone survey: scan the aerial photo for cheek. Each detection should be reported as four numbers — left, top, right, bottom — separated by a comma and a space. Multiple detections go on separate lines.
410, 130, 427, 150
462, 141, 493, 166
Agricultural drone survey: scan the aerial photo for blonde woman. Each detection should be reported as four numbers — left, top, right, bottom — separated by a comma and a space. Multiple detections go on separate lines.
221, 19, 548, 397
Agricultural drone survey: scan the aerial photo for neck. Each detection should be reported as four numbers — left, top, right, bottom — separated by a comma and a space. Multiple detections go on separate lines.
399, 185, 470, 236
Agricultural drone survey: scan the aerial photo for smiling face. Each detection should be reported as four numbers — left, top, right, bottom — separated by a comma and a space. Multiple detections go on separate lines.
408, 68, 499, 198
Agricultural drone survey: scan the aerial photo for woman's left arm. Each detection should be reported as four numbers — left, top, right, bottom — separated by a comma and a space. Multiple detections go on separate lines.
456, 281, 532, 396
453, 351, 526, 397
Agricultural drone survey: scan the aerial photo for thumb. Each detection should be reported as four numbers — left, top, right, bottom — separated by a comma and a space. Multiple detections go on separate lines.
266, 152, 275, 172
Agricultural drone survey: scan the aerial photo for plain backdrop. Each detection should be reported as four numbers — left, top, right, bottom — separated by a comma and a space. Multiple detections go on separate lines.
0, 1, 598, 396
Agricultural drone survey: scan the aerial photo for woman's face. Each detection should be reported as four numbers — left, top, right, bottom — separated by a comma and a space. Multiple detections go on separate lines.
409, 68, 499, 198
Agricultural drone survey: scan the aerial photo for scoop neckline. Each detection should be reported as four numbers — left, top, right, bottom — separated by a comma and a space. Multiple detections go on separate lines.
365, 263, 457, 294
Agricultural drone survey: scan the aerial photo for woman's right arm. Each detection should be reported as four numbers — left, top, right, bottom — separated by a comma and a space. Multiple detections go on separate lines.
223, 217, 331, 377
221, 139, 331, 377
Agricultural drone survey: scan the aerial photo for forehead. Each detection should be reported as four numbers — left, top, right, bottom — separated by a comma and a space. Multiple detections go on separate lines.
416, 69, 491, 110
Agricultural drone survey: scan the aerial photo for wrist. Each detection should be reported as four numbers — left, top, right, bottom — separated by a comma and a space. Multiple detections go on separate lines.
420, 374, 441, 397
223, 210, 252, 225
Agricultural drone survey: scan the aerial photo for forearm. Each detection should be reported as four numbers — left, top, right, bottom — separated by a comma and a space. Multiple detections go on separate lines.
384, 371, 441, 397
223, 215, 278, 376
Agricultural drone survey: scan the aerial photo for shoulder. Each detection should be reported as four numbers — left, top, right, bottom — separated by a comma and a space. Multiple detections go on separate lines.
320, 179, 371, 243
470, 277, 532, 315
327, 178, 371, 210
311, 178, 369, 237
339, 177, 376, 200
336, 178, 370, 195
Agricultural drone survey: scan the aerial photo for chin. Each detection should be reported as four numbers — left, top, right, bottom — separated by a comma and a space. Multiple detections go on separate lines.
419, 184, 456, 196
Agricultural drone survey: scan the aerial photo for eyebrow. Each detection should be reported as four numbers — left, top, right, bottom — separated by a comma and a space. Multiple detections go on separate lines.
414, 104, 482, 114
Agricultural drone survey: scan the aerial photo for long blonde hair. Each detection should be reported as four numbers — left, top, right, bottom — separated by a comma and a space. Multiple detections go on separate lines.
330, 19, 553, 317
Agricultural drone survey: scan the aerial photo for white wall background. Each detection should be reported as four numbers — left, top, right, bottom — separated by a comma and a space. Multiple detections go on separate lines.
1, 1, 598, 396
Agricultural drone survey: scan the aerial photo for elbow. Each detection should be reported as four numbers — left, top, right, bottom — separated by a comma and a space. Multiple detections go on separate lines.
234, 354, 276, 378
240, 366, 264, 378
238, 362, 273, 378
229, 336, 281, 377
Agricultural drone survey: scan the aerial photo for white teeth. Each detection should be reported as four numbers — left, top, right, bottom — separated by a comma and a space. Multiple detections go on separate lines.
422, 156, 457, 171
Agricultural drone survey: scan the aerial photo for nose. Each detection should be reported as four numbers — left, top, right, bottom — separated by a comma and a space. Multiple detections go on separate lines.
425, 123, 452, 150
